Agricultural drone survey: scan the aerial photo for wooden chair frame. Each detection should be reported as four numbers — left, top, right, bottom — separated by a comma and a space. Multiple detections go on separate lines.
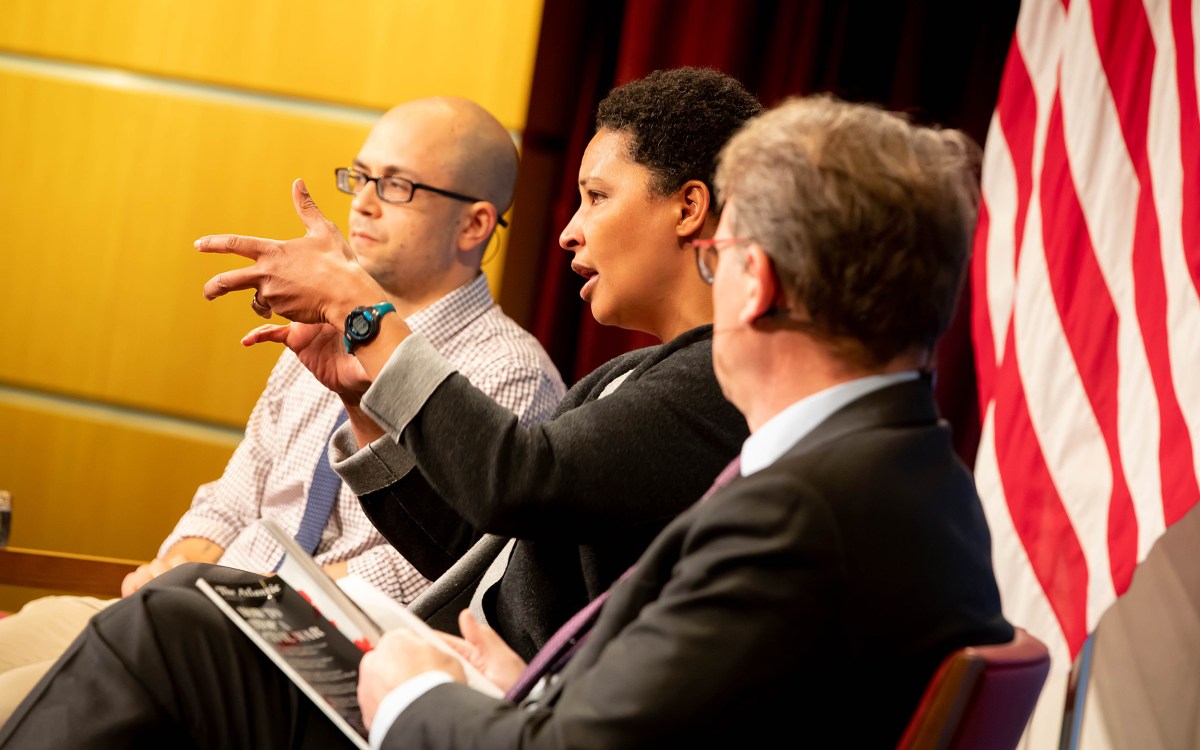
0, 547, 139, 600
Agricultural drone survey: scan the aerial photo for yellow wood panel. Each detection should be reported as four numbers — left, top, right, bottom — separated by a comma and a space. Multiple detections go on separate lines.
0, 398, 242, 561
0, 0, 544, 131
0, 70, 508, 425
0, 69, 347, 424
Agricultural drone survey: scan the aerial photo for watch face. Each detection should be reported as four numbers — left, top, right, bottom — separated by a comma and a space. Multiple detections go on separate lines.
349, 313, 372, 338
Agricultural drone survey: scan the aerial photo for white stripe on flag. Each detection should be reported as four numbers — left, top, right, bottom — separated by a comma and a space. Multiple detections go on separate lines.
979, 111, 1019, 357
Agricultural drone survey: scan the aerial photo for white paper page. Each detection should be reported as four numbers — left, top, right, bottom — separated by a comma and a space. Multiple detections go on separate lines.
338, 574, 504, 698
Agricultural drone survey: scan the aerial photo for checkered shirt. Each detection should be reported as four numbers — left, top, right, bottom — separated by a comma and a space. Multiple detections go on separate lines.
160, 274, 565, 602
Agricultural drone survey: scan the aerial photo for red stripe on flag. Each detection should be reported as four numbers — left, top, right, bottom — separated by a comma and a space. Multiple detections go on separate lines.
1090, 0, 1154, 159
1039, 89, 1138, 593
996, 42, 1038, 273
992, 324, 1090, 655
970, 199, 995, 414
1173, 0, 1200, 313
1093, 0, 1200, 531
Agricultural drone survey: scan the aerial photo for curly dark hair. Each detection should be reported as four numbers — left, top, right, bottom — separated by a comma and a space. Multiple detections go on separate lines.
595, 67, 763, 197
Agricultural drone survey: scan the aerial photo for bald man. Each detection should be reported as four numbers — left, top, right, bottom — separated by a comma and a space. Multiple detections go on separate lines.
0, 97, 565, 720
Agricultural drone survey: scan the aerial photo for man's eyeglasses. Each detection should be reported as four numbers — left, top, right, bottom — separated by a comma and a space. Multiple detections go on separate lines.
334, 167, 508, 227
692, 237, 754, 284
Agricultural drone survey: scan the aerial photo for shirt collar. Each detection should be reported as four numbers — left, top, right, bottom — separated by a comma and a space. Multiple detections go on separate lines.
740, 371, 920, 477
403, 274, 494, 350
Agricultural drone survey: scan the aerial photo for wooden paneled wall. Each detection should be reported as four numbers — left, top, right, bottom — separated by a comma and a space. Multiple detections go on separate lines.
0, 0, 544, 609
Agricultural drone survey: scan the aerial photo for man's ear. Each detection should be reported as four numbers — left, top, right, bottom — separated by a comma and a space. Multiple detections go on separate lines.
457, 203, 501, 252
675, 180, 711, 240
738, 244, 778, 326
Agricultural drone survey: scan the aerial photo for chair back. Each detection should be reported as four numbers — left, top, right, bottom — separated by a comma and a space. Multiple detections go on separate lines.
897, 627, 1051, 750
407, 534, 509, 634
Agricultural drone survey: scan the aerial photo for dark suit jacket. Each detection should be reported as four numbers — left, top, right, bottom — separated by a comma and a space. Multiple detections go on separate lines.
361, 325, 749, 659
382, 377, 1013, 749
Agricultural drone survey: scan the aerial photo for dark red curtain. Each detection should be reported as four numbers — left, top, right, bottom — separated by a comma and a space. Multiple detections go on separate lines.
500, 0, 1020, 466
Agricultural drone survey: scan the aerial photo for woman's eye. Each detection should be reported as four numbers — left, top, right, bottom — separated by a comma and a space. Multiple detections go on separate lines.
588, 191, 605, 204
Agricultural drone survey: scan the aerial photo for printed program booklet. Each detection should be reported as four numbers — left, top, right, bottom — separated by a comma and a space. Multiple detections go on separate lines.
196, 575, 372, 749
196, 519, 503, 747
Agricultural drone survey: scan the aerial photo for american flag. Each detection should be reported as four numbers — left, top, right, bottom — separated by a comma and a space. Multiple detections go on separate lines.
971, 0, 1200, 744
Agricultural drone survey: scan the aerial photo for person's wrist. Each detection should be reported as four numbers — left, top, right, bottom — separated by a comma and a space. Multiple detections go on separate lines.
327, 269, 390, 330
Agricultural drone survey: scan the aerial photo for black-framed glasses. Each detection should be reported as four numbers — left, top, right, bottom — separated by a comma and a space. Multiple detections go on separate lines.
692, 237, 754, 284
334, 167, 508, 227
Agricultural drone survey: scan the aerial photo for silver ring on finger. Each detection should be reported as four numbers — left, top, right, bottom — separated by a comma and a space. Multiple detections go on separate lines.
251, 291, 272, 318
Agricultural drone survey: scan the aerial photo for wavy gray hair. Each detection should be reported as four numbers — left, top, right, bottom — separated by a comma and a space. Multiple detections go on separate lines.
715, 94, 980, 367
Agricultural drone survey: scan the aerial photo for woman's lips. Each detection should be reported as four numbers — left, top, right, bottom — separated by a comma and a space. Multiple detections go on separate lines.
579, 274, 598, 301
571, 262, 598, 301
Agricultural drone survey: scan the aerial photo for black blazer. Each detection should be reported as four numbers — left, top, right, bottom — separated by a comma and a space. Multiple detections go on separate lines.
361, 325, 749, 659
383, 377, 1013, 749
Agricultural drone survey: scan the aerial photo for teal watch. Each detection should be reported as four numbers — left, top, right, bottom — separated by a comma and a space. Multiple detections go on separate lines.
343, 302, 396, 354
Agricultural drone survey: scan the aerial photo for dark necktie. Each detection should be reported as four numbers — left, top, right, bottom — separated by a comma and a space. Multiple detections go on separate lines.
294, 408, 350, 555
505, 455, 744, 702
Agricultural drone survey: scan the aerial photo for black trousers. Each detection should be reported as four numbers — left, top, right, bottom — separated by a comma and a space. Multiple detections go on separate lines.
0, 564, 354, 749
